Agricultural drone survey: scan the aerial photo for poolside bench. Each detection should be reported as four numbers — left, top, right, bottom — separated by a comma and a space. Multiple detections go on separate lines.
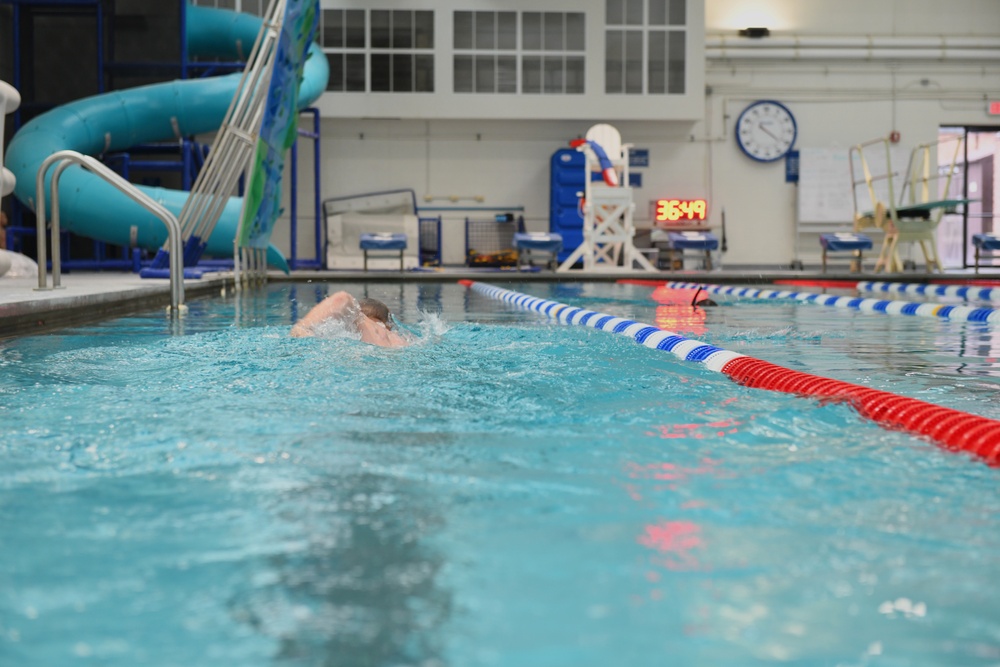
514, 232, 563, 271
359, 232, 408, 271
820, 232, 873, 273
973, 233, 1000, 274
656, 230, 719, 270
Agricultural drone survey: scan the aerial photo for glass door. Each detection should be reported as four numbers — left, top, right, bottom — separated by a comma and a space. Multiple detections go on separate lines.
936, 126, 999, 269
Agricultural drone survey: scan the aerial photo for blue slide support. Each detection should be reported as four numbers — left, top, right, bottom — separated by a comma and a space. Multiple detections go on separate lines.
4, 4, 329, 273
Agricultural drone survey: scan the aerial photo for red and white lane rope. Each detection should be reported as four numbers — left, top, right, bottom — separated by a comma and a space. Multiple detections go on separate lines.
460, 279, 1000, 465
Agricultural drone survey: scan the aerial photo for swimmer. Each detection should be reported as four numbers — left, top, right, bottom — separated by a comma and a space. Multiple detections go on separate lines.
690, 286, 718, 308
291, 291, 409, 347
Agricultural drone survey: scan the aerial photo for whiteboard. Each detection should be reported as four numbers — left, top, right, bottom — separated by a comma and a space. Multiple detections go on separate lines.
797, 148, 854, 224
797, 146, 909, 224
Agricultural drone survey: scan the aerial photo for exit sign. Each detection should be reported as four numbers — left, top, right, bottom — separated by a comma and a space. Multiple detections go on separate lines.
989, 100, 1000, 115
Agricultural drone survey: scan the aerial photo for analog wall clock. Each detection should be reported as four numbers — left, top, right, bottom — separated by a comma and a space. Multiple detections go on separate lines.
735, 100, 797, 162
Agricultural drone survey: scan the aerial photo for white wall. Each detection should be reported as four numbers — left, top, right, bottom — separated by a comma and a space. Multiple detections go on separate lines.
273, 0, 1000, 269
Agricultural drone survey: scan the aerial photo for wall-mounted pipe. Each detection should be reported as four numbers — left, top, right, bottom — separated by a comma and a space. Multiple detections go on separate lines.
707, 47, 1000, 61
706, 35, 1000, 61
707, 35, 1000, 50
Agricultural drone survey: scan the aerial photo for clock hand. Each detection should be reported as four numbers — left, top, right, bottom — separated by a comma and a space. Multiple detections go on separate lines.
759, 123, 781, 141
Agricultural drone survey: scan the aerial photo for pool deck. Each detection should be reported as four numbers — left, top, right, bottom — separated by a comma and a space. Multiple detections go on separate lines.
1, 266, 997, 338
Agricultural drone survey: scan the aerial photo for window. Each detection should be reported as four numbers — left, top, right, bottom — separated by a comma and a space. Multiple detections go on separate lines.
605, 0, 685, 95
453, 11, 517, 93
522, 12, 585, 94
370, 10, 434, 92
190, 0, 262, 15
453, 10, 584, 95
321, 9, 434, 93
321, 9, 366, 92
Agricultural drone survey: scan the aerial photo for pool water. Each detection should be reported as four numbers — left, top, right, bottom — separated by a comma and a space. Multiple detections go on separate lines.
1, 281, 998, 666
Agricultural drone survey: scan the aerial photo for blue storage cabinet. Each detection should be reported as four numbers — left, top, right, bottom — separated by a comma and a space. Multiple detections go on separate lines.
550, 148, 586, 262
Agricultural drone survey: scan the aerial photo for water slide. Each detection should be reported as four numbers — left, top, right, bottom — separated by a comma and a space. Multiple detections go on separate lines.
4, 3, 329, 272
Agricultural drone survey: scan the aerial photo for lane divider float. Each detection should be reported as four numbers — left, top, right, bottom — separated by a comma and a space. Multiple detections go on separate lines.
667, 281, 1000, 324
459, 279, 1000, 465
857, 280, 1000, 302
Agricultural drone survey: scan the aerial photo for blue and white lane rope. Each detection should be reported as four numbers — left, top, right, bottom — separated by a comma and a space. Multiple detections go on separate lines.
458, 280, 745, 372
667, 281, 1000, 324
857, 280, 1000, 302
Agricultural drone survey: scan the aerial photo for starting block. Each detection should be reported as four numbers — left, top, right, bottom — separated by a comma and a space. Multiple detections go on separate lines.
973, 233, 1000, 273
820, 233, 872, 273
515, 232, 563, 271
359, 232, 407, 271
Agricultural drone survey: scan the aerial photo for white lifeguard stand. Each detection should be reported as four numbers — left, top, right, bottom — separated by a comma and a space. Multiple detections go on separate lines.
557, 124, 656, 272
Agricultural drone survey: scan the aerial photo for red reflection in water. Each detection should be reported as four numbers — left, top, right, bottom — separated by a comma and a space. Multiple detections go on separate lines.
626, 458, 725, 481
645, 418, 743, 440
649, 286, 707, 335
649, 286, 693, 305
624, 457, 734, 498
638, 520, 704, 570
623, 457, 737, 572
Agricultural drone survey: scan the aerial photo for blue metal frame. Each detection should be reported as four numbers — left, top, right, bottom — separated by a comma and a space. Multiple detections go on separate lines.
418, 216, 443, 266
0, 0, 104, 130
417, 206, 526, 267
2, 0, 105, 268
463, 213, 525, 267
103, 140, 206, 189
179, 0, 188, 80
104, 0, 186, 90
52, 139, 206, 272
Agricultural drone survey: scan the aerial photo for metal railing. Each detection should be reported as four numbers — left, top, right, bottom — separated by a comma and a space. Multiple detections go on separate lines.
849, 136, 899, 224
35, 149, 185, 314
899, 134, 964, 209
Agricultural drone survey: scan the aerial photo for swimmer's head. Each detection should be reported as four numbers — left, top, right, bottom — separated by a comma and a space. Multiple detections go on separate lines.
358, 298, 392, 328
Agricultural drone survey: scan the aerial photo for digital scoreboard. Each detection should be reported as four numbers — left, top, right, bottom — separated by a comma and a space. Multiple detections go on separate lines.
652, 198, 708, 223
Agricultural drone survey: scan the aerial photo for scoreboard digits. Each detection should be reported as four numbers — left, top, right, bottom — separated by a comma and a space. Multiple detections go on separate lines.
653, 198, 708, 223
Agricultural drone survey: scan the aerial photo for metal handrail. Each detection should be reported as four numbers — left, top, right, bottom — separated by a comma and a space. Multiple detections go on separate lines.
849, 136, 899, 222
35, 149, 186, 314
899, 134, 964, 209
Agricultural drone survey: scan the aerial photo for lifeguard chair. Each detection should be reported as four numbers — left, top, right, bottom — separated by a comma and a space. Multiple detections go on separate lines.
557, 124, 656, 272
850, 135, 968, 273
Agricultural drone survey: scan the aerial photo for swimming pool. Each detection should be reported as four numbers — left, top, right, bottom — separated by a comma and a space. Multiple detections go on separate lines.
2, 280, 998, 666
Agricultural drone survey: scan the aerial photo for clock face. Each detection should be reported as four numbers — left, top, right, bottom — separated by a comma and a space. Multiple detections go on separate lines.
735, 100, 797, 162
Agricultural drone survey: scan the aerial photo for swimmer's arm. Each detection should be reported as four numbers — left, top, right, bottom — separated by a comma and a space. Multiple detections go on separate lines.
290, 291, 357, 337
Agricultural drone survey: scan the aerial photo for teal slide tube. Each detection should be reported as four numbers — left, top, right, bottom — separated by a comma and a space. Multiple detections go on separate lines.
4, 4, 329, 273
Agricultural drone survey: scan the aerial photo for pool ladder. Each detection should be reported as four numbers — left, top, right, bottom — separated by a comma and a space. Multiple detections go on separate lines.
34, 149, 186, 315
